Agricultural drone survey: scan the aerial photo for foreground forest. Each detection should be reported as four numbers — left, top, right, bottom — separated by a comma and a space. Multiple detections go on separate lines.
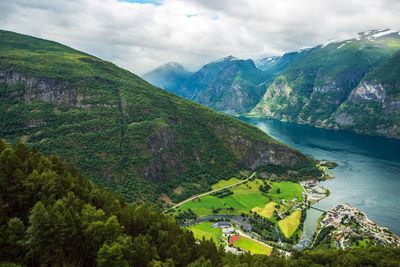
1, 141, 399, 267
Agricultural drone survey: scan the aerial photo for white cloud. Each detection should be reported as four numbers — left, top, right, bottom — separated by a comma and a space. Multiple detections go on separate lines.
0, 0, 399, 74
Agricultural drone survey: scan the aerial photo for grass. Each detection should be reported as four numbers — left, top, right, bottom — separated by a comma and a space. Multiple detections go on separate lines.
251, 201, 276, 218
278, 210, 302, 238
231, 236, 272, 255
174, 179, 304, 218
268, 181, 303, 201
175, 179, 270, 216
187, 222, 222, 245
211, 177, 242, 190
352, 238, 370, 248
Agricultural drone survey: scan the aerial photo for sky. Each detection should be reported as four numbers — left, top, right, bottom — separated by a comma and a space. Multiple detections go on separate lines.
0, 0, 400, 75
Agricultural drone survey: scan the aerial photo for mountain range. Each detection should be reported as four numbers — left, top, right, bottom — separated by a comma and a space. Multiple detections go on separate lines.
145, 29, 400, 139
0, 30, 317, 205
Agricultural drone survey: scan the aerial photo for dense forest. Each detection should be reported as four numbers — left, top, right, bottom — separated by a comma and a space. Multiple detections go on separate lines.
1, 141, 399, 267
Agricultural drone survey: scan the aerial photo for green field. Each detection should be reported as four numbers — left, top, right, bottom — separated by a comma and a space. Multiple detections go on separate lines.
211, 177, 242, 190
173, 179, 303, 218
251, 201, 276, 218
352, 238, 371, 248
232, 236, 272, 255
268, 181, 303, 202
278, 210, 302, 238
187, 222, 222, 245
175, 179, 270, 216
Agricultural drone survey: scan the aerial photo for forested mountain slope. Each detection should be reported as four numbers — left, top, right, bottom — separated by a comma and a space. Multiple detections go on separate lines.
252, 29, 400, 138
0, 30, 317, 205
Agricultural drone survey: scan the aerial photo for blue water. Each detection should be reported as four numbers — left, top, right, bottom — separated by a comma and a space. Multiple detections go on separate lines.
241, 117, 400, 237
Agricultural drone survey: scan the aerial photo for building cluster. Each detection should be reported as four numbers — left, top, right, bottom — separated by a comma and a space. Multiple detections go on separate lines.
301, 179, 329, 203
320, 204, 400, 249
212, 221, 236, 235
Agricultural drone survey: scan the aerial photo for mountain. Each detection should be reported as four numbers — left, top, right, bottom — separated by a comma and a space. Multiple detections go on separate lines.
142, 62, 192, 93
330, 49, 400, 137
255, 49, 309, 76
147, 56, 270, 114
0, 30, 318, 205
1, 142, 400, 266
251, 29, 400, 139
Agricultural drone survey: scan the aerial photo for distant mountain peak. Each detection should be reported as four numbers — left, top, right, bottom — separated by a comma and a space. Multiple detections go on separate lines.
214, 55, 238, 63
156, 61, 185, 71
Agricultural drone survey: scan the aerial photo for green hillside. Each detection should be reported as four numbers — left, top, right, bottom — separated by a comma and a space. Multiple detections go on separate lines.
252, 30, 400, 138
364, 49, 400, 95
0, 30, 317, 205
330, 50, 400, 138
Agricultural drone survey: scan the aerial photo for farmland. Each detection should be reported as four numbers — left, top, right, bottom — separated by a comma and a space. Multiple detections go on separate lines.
251, 201, 277, 218
173, 179, 270, 217
211, 177, 242, 190
278, 210, 302, 238
173, 179, 303, 218
173, 177, 306, 247
187, 222, 222, 245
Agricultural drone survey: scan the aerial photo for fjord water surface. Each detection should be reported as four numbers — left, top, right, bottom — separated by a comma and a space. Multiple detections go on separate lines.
241, 117, 400, 240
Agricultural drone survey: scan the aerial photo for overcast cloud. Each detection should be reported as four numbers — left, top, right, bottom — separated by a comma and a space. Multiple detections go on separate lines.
0, 0, 399, 74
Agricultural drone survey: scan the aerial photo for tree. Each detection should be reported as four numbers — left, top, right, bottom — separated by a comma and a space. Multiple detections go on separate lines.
26, 201, 52, 265
5, 218, 25, 261
130, 234, 157, 267
187, 257, 213, 267
97, 242, 128, 267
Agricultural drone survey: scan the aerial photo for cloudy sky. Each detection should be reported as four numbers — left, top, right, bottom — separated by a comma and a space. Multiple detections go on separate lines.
1, 0, 399, 74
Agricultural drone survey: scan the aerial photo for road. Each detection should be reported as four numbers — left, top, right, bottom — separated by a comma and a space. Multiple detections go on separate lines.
164, 172, 256, 214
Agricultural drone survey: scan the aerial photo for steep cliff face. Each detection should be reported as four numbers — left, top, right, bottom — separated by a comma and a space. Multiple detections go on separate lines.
328, 50, 400, 138
0, 30, 317, 204
251, 30, 400, 139
0, 70, 78, 106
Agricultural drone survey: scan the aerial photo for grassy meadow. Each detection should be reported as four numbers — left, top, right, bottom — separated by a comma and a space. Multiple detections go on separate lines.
187, 222, 222, 245
211, 177, 242, 190
231, 236, 272, 255
278, 210, 302, 238
174, 179, 303, 218
251, 201, 277, 218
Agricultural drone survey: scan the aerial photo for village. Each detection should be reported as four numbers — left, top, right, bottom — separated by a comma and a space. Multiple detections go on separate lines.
316, 204, 400, 249
300, 179, 330, 204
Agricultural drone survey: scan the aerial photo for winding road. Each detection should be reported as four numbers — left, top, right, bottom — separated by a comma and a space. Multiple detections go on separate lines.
164, 172, 256, 214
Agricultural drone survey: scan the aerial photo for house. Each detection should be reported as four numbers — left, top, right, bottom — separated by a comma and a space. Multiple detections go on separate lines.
222, 227, 235, 235
242, 225, 252, 233
213, 221, 231, 228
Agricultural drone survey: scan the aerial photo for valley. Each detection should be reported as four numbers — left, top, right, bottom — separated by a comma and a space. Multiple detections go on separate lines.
168, 172, 328, 254
1, 1, 400, 266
